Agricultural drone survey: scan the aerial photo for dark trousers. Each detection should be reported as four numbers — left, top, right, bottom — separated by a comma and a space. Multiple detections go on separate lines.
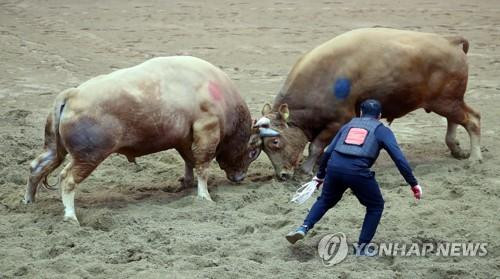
303, 171, 385, 245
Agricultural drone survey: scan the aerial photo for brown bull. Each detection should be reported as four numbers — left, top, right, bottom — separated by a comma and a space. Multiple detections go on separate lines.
255, 28, 481, 179
25, 56, 261, 224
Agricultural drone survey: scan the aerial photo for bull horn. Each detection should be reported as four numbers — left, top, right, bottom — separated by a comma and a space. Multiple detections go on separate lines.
259, 127, 280, 137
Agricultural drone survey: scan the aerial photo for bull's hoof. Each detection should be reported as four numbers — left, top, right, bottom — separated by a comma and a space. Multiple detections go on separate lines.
276, 175, 287, 182
467, 156, 483, 165
22, 198, 33, 204
197, 194, 214, 202
451, 149, 470, 160
63, 215, 80, 226
22, 194, 34, 204
178, 177, 195, 188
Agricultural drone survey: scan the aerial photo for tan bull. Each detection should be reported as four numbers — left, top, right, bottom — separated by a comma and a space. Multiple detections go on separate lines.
255, 28, 481, 179
25, 56, 262, 224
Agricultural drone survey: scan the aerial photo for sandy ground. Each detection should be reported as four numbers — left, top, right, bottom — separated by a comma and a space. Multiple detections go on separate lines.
0, 0, 499, 278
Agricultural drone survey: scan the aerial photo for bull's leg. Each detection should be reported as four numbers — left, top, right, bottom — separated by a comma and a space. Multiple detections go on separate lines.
445, 120, 468, 159
462, 104, 482, 162
195, 163, 212, 201
181, 161, 195, 188
301, 141, 327, 175
176, 148, 195, 188
25, 149, 66, 204
192, 116, 220, 201
59, 162, 78, 224
59, 158, 103, 225
300, 123, 343, 174
433, 101, 482, 162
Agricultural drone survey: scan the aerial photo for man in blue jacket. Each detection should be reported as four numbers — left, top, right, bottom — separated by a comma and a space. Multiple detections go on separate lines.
285, 99, 422, 253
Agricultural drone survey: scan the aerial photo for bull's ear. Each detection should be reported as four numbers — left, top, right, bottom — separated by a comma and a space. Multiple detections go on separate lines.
278, 104, 289, 121
262, 103, 272, 116
247, 134, 262, 161
248, 133, 262, 148
251, 119, 260, 133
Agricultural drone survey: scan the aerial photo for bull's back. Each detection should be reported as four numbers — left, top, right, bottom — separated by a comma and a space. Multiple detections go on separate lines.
60, 56, 243, 158
277, 28, 468, 130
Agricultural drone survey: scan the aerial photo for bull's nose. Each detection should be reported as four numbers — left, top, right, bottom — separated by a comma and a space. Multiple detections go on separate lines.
278, 172, 292, 181
230, 173, 246, 183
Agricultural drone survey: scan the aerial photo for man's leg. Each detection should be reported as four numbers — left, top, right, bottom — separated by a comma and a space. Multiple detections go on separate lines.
303, 172, 347, 228
348, 173, 385, 247
286, 172, 347, 244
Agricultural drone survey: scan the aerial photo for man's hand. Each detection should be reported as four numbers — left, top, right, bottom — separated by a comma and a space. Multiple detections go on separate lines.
313, 176, 324, 189
411, 185, 422, 200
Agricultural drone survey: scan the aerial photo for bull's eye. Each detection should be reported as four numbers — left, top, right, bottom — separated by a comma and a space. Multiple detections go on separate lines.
249, 149, 258, 159
267, 137, 280, 150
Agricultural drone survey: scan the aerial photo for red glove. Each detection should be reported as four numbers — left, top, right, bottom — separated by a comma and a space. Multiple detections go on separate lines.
411, 185, 422, 200
313, 176, 324, 189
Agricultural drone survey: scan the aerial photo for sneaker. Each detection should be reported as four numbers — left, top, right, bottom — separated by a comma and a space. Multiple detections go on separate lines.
286, 225, 309, 244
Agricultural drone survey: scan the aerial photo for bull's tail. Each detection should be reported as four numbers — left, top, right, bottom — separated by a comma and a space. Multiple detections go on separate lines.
447, 36, 469, 54
25, 88, 76, 203
41, 89, 73, 188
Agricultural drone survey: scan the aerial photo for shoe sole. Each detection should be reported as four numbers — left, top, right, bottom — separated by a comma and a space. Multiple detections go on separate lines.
286, 232, 305, 244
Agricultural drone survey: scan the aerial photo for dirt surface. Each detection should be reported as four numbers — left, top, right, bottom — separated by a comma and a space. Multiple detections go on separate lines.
1, 0, 499, 278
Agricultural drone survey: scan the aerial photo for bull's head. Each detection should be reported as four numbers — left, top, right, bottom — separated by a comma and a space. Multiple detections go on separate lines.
216, 121, 262, 183
255, 103, 308, 180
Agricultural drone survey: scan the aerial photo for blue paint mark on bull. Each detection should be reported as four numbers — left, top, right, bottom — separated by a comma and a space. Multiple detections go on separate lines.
333, 78, 351, 99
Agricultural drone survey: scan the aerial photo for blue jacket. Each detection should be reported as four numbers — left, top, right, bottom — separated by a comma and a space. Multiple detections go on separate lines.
333, 117, 382, 159
316, 121, 418, 187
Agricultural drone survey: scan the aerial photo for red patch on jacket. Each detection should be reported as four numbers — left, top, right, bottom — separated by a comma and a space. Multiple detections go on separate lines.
345, 128, 368, 145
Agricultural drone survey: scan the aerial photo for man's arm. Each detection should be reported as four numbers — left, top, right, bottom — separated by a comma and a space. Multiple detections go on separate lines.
377, 126, 418, 187
316, 127, 345, 179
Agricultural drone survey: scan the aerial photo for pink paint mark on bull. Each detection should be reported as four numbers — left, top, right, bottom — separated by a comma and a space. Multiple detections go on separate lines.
345, 128, 368, 145
208, 81, 223, 101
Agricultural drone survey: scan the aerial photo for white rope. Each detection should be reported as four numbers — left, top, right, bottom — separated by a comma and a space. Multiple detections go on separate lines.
291, 180, 318, 204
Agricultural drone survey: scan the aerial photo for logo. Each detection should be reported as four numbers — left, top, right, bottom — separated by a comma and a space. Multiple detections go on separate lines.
317, 231, 488, 266
352, 242, 488, 257
317, 232, 349, 266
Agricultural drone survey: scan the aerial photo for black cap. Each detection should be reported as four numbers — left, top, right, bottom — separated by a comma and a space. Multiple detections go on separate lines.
360, 99, 382, 117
